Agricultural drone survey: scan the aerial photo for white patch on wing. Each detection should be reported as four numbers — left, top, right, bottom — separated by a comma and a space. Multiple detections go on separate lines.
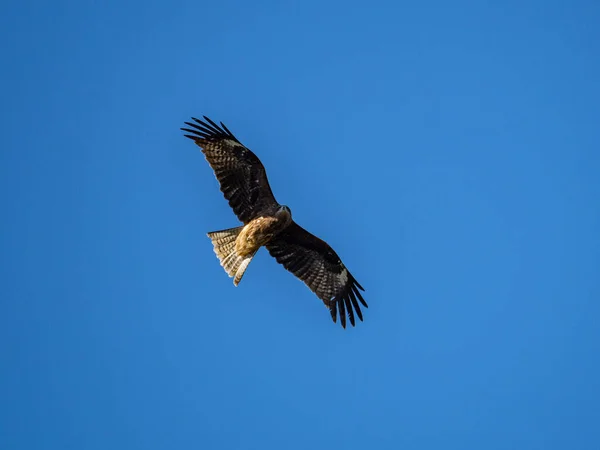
338, 268, 348, 286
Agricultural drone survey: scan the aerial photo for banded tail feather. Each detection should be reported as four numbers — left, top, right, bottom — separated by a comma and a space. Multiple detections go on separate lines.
207, 227, 256, 286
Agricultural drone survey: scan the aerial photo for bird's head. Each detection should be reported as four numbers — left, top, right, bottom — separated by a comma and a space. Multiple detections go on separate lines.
277, 205, 292, 223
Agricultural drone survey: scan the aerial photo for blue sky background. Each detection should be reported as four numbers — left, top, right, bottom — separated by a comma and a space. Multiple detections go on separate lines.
1, 0, 599, 448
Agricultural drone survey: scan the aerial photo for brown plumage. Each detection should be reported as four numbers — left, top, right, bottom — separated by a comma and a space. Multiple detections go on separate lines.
181, 116, 367, 328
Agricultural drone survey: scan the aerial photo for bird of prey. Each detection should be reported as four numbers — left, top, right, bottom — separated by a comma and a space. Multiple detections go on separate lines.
181, 116, 367, 327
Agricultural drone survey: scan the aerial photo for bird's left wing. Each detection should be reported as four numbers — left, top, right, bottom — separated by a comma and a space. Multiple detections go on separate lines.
266, 222, 367, 328
181, 116, 277, 223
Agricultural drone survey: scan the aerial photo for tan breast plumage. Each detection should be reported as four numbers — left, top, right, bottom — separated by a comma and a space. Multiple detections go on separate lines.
235, 216, 283, 257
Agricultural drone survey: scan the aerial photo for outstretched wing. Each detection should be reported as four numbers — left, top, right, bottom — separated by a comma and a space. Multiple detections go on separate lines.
266, 222, 367, 328
181, 116, 278, 223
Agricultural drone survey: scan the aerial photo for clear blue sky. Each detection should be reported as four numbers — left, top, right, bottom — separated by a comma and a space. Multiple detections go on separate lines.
1, 0, 599, 448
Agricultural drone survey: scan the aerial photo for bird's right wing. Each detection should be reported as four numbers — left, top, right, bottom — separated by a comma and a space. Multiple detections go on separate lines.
266, 222, 367, 328
181, 116, 278, 223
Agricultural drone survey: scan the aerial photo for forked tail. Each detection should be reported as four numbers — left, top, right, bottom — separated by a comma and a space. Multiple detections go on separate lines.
207, 226, 256, 286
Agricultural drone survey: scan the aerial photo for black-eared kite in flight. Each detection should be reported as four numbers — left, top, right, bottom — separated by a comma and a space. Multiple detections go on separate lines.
181, 116, 367, 328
